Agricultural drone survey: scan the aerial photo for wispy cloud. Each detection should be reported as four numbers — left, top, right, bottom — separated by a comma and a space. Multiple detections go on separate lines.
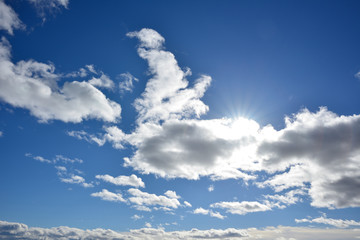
0, 0, 25, 35
296, 213, 360, 228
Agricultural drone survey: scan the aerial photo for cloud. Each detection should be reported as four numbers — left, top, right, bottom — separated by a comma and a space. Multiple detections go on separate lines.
193, 208, 226, 219
91, 189, 126, 203
121, 119, 257, 180
131, 215, 143, 221
25, 153, 52, 163
60, 174, 94, 188
210, 201, 272, 215
69, 28, 360, 211
4, 220, 360, 240
295, 214, 360, 228
88, 73, 115, 89
0, 38, 121, 123
127, 28, 211, 124
355, 71, 360, 80
0, 0, 24, 35
184, 201, 192, 207
164, 190, 180, 199
127, 188, 182, 210
118, 72, 138, 93
28, 0, 69, 20
257, 107, 360, 209
95, 174, 145, 188
67, 130, 106, 146
208, 184, 214, 192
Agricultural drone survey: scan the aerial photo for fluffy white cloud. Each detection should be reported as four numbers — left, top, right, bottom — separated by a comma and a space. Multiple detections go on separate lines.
208, 184, 214, 192
128, 188, 182, 210
95, 174, 145, 188
60, 174, 93, 188
193, 208, 226, 219
210, 201, 272, 215
118, 72, 138, 92
0, 38, 121, 123
91, 189, 126, 203
127, 28, 211, 124
0, 0, 24, 35
2, 220, 360, 240
295, 214, 360, 228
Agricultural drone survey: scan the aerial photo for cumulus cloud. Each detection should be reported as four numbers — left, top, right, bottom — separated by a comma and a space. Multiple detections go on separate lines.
208, 184, 214, 192
118, 72, 138, 92
0, 38, 121, 123
128, 188, 182, 211
257, 107, 360, 209
91, 189, 126, 203
0, 0, 24, 35
3, 220, 360, 240
127, 28, 211, 124
95, 174, 145, 188
295, 214, 360, 228
193, 208, 226, 219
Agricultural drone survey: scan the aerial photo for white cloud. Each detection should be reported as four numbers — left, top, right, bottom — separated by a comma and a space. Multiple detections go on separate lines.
88, 73, 115, 89
91, 189, 126, 203
60, 174, 93, 188
263, 189, 306, 209
295, 214, 360, 228
193, 208, 226, 219
54, 154, 83, 164
25, 153, 52, 163
95, 174, 145, 188
355, 71, 360, 80
67, 130, 106, 146
127, 28, 165, 49
0, 0, 24, 35
131, 215, 143, 221
210, 201, 272, 215
208, 184, 214, 192
144, 222, 152, 228
2, 220, 360, 239
0, 38, 121, 123
127, 28, 211, 124
118, 72, 138, 92
183, 201, 192, 207
27, 0, 69, 20
164, 190, 180, 199
128, 188, 182, 210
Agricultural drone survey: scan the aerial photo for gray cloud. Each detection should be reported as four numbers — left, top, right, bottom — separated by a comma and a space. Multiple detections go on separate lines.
2, 220, 360, 240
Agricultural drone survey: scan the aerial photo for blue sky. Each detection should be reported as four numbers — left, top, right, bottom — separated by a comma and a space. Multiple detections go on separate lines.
1, 0, 360, 239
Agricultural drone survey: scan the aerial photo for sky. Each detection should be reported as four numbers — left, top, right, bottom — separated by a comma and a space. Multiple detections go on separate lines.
1, 0, 360, 239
